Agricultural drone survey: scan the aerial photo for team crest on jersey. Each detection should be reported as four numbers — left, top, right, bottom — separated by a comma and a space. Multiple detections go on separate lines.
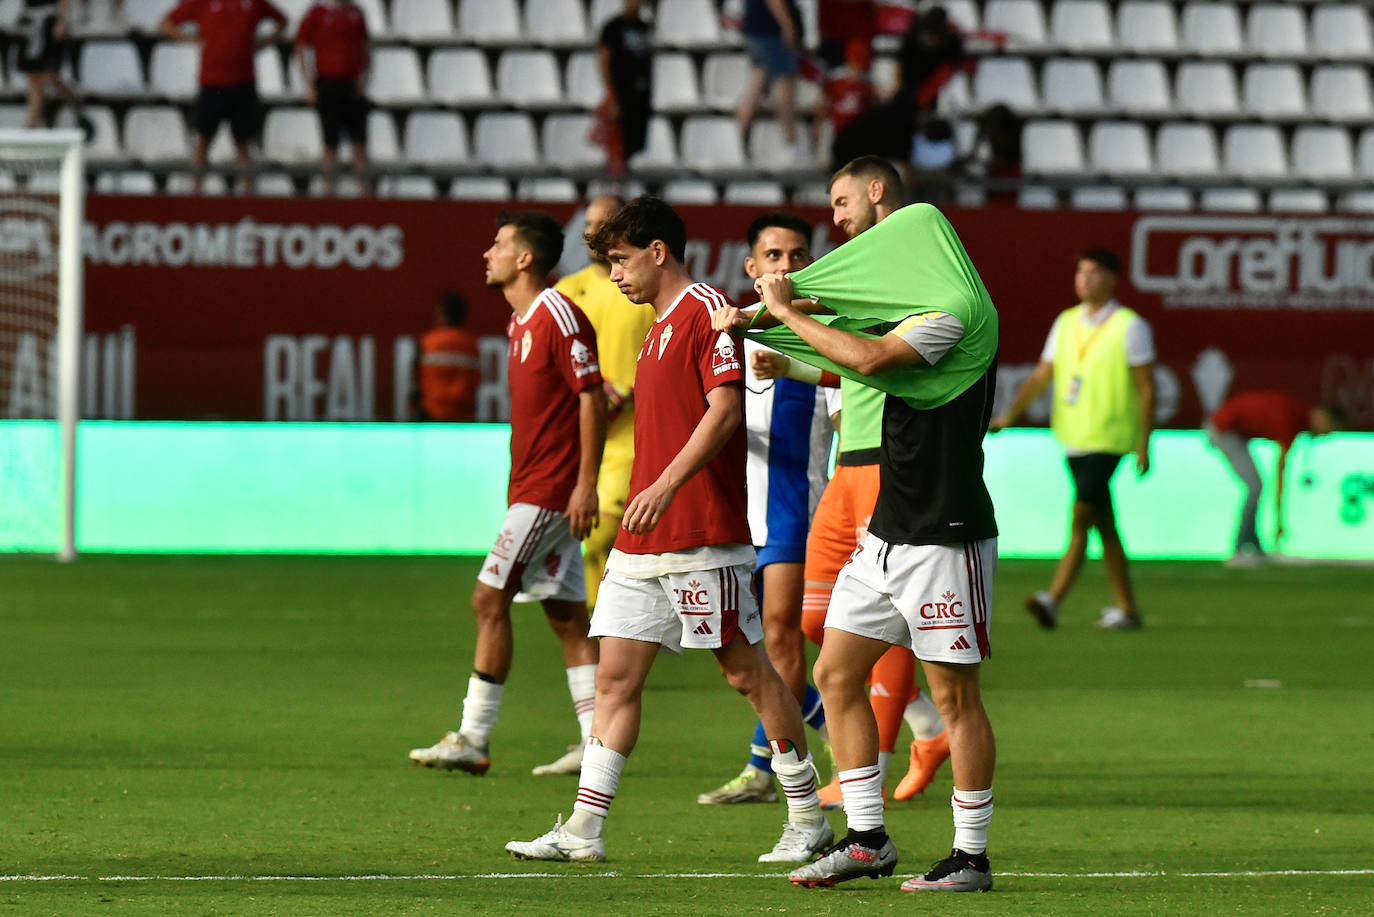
656, 324, 674, 359
569, 338, 599, 378
520, 330, 532, 363
711, 332, 741, 376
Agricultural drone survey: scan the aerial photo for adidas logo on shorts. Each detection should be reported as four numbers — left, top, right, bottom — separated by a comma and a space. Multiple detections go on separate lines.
693, 621, 713, 636
949, 635, 972, 651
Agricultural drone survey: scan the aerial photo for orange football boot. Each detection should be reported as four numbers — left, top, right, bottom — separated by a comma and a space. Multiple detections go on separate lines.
892, 731, 950, 800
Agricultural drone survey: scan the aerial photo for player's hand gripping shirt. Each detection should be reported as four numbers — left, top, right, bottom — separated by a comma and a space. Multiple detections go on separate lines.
506, 289, 603, 511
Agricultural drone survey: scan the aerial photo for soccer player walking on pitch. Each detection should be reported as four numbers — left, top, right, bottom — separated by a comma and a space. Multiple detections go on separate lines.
409, 211, 606, 776
506, 196, 829, 865
714, 158, 999, 892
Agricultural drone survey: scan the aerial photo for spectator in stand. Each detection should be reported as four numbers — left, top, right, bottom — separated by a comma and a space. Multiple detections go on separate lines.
737, 0, 804, 157
896, 6, 966, 111
295, 0, 371, 196
813, 39, 874, 170
595, 0, 652, 175
815, 0, 874, 71
961, 103, 1023, 204
161, 0, 287, 194
1205, 392, 1345, 566
18, 0, 92, 135
412, 291, 481, 423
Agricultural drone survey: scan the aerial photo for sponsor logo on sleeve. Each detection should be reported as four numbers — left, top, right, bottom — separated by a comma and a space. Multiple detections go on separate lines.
711, 332, 741, 376
569, 338, 600, 378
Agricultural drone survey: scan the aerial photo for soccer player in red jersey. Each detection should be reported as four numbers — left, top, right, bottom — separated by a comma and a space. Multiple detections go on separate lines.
295, 0, 371, 195
409, 212, 607, 776
506, 197, 829, 865
161, 0, 287, 194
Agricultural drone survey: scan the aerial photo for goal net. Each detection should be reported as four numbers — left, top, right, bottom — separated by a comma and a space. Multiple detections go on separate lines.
0, 129, 84, 561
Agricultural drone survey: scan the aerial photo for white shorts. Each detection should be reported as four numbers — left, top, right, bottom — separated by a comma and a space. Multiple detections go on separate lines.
826, 534, 996, 665
589, 563, 762, 655
476, 503, 586, 604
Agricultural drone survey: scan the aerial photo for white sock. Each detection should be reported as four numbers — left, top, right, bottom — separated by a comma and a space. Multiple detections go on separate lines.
1034, 590, 1057, 612
568, 740, 626, 838
770, 742, 822, 826
903, 691, 946, 740
877, 750, 892, 786
566, 664, 597, 741
838, 765, 884, 832
458, 675, 502, 747
951, 787, 994, 854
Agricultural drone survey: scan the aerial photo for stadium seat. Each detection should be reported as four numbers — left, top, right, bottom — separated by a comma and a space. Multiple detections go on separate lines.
1246, 4, 1309, 59
588, 0, 625, 33
984, 0, 1048, 49
457, 0, 522, 44
1088, 122, 1152, 176
702, 54, 751, 112
654, 0, 724, 49
166, 172, 228, 196
1222, 124, 1287, 179
358, 110, 402, 164
428, 48, 497, 107
0, 105, 27, 129
1311, 66, 1374, 123
747, 120, 815, 173
254, 173, 299, 197
124, 0, 177, 33
405, 110, 472, 166
1336, 190, 1374, 213
542, 113, 606, 172
524, 0, 589, 47
1107, 60, 1171, 115
1022, 120, 1084, 174
1242, 63, 1306, 120
274, 0, 314, 31
1049, 0, 1114, 51
78, 40, 144, 95
263, 107, 323, 163
353, 0, 389, 36
681, 116, 746, 172
1176, 62, 1240, 116
723, 180, 785, 206
653, 53, 703, 114
148, 42, 199, 101
57, 105, 121, 163
935, 70, 971, 113
940, 1, 981, 33
661, 179, 720, 204
565, 51, 605, 109
94, 170, 159, 195
628, 116, 679, 171
792, 182, 833, 206
123, 105, 189, 162
1134, 187, 1194, 211
516, 176, 578, 202
256, 47, 293, 102
585, 178, 648, 200
1310, 5, 1373, 60
1180, 2, 1244, 56
309, 175, 369, 198
496, 49, 564, 108
450, 176, 512, 201
391, 0, 455, 42
1070, 186, 1128, 210
206, 128, 238, 164
1116, 1, 1178, 53
1358, 129, 1374, 178
1268, 189, 1328, 213
473, 111, 538, 168
1291, 126, 1354, 180
1156, 123, 1220, 176
378, 175, 440, 199
972, 57, 1040, 112
369, 47, 426, 105
1042, 60, 1105, 115
1018, 186, 1059, 209
1199, 188, 1261, 212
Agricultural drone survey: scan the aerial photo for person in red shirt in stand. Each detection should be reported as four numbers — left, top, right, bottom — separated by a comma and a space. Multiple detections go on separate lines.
408, 211, 607, 777
1205, 391, 1345, 566
813, 39, 874, 170
161, 0, 287, 194
295, 0, 371, 196
506, 196, 828, 866
412, 291, 480, 423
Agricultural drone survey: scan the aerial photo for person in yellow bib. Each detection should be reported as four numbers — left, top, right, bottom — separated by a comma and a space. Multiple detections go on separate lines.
991, 249, 1155, 631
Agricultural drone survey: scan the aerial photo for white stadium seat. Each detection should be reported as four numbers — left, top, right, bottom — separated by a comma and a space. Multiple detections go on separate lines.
681, 116, 746, 172
368, 47, 426, 105
1268, 189, 1328, 213
1311, 66, 1373, 123
378, 175, 439, 199
57, 106, 121, 163
524, 0, 589, 47
984, 0, 1048, 48
972, 57, 1040, 112
124, 0, 177, 33
661, 179, 720, 205
723, 180, 785, 206
354, 0, 389, 36
1242, 63, 1306, 119
565, 51, 605, 109
1310, 5, 1373, 60
654, 0, 723, 49
1156, 123, 1220, 176
1181, 2, 1244, 55
629, 116, 679, 171
473, 111, 538, 168
78, 40, 144, 95
428, 48, 496, 107
254, 173, 299, 197
391, 0, 454, 42
1291, 126, 1355, 180
1358, 129, 1374, 178
166, 172, 228, 196
263, 107, 323, 163
1176, 62, 1240, 116
516, 177, 579, 202
542, 113, 605, 171
1018, 186, 1059, 209
1116, 1, 1178, 53
450, 176, 512, 201
1042, 59, 1104, 114
1023, 120, 1084, 174
148, 42, 198, 101
94, 170, 159, 195
353, 110, 401, 164
405, 111, 472, 166
1070, 186, 1128, 210
1246, 4, 1309, 58
701, 54, 751, 112
256, 47, 294, 102
653, 53, 703, 114
747, 120, 815, 173
1049, 0, 1114, 51
1134, 187, 1194, 211
1222, 124, 1287, 179
1337, 190, 1374, 213
496, 49, 564, 107
457, 0, 522, 44
123, 105, 189, 162
1200, 188, 1262, 212
1088, 122, 1153, 176
940, 1, 981, 33
1107, 60, 1171, 115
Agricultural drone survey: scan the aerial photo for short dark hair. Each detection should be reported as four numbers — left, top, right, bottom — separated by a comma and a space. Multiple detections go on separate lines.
1080, 248, 1122, 276
498, 210, 564, 277
439, 290, 467, 326
746, 211, 812, 249
829, 155, 902, 201
587, 195, 687, 263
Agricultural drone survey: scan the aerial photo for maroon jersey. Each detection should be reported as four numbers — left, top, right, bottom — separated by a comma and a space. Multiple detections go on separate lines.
618, 283, 751, 555
295, 1, 369, 82
167, 0, 287, 87
1211, 391, 1312, 448
507, 289, 603, 510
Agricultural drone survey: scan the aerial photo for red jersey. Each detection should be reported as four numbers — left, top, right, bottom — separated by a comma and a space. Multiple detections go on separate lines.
167, 0, 287, 87
295, 1, 369, 83
824, 71, 874, 134
1211, 391, 1312, 448
507, 289, 603, 511
418, 326, 480, 422
617, 283, 752, 555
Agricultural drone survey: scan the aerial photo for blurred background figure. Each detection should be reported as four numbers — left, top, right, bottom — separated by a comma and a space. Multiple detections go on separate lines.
412, 291, 480, 423
815, 0, 874, 72
813, 38, 874, 170
595, 0, 652, 175
295, 0, 373, 196
895, 5, 966, 112
961, 103, 1023, 204
18, 0, 93, 135
1205, 391, 1346, 566
736, 0, 804, 159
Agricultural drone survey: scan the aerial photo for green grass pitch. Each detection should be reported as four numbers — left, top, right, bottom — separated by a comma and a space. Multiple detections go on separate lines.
2, 555, 1371, 916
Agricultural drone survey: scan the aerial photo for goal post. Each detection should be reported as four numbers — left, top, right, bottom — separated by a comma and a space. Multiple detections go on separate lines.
0, 129, 85, 562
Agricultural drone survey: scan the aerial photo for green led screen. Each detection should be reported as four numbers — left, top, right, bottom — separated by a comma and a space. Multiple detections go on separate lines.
1, 422, 1370, 560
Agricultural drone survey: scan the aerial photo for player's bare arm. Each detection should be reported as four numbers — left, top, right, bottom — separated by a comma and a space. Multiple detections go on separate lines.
622, 383, 742, 536
567, 387, 608, 539
756, 273, 924, 376
990, 360, 1053, 432
1130, 362, 1154, 476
